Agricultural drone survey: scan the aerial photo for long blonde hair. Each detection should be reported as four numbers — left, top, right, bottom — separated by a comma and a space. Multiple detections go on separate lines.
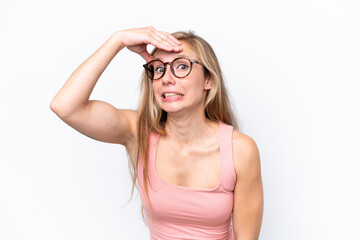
126, 31, 239, 225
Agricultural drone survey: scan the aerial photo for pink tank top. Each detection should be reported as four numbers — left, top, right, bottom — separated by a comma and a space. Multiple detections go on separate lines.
137, 121, 236, 240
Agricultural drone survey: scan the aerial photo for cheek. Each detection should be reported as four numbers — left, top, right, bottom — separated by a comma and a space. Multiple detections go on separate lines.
186, 83, 206, 102
192, 77, 208, 93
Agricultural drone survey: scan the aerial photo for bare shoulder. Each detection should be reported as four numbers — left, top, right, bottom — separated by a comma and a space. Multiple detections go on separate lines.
232, 130, 261, 178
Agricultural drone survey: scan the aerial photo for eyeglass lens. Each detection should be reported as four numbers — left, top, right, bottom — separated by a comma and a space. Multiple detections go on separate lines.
147, 58, 192, 80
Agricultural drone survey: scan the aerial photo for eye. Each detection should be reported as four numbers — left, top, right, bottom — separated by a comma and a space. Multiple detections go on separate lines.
155, 67, 165, 73
177, 64, 189, 70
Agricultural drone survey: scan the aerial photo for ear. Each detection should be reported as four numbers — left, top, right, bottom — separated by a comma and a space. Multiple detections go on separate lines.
204, 76, 212, 90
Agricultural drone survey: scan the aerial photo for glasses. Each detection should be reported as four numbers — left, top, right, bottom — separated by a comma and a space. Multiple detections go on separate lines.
143, 57, 205, 80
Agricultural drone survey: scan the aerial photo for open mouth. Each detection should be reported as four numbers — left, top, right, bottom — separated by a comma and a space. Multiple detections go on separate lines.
162, 93, 184, 99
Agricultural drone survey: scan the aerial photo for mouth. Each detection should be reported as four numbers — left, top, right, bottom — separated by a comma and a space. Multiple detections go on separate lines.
161, 92, 185, 100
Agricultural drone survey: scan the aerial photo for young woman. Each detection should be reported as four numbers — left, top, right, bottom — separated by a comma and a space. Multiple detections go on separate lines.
50, 26, 263, 240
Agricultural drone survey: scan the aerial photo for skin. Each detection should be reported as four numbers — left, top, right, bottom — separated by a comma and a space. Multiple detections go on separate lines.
151, 42, 221, 191
152, 42, 264, 240
50, 26, 263, 240
152, 41, 214, 143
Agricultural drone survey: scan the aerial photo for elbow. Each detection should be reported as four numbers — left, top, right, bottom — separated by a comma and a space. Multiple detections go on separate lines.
50, 102, 63, 119
50, 99, 57, 112
50, 98, 87, 119
50, 99, 70, 119
50, 99, 59, 114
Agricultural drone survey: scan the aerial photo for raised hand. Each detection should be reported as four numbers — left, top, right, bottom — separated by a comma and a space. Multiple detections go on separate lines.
114, 26, 183, 62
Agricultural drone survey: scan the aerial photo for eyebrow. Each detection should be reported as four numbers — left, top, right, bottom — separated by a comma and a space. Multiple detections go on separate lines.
154, 54, 191, 61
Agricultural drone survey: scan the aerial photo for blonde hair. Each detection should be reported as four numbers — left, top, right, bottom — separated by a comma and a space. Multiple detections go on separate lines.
126, 31, 239, 225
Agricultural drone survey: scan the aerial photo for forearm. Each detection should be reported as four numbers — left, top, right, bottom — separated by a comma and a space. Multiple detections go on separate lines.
50, 32, 125, 117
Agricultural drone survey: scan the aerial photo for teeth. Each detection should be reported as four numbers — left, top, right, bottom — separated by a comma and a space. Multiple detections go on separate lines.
164, 93, 183, 98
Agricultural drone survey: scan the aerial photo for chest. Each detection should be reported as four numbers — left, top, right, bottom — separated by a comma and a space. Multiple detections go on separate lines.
155, 138, 221, 190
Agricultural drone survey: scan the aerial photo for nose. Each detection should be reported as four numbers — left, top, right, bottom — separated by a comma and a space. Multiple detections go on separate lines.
161, 63, 176, 85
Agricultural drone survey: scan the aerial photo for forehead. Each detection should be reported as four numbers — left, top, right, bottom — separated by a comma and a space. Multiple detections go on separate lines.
153, 41, 198, 61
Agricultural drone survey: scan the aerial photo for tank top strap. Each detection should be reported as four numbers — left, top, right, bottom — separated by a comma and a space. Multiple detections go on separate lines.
140, 124, 236, 192
219, 121, 237, 191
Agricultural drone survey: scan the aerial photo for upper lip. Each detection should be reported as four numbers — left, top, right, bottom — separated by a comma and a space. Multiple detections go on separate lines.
161, 91, 184, 96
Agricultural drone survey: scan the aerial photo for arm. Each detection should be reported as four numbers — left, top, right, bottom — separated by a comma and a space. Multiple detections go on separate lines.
50, 27, 182, 147
232, 131, 264, 240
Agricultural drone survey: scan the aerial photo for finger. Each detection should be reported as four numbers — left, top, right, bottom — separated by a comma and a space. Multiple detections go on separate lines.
151, 30, 181, 51
150, 34, 174, 51
142, 53, 154, 62
160, 32, 183, 52
156, 41, 174, 52
150, 30, 164, 43
161, 31, 182, 46
139, 49, 154, 62
155, 35, 181, 52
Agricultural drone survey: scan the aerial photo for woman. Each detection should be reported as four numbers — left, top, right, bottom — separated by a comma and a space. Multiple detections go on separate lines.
50, 26, 263, 240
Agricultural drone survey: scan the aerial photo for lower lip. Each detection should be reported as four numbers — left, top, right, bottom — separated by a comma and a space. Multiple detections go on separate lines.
162, 95, 185, 102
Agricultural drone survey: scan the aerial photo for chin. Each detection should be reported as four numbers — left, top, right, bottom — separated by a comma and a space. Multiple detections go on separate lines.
160, 106, 184, 114
155, 98, 183, 112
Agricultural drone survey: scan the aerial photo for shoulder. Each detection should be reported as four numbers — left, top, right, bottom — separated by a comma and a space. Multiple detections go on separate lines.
232, 130, 261, 179
232, 129, 259, 154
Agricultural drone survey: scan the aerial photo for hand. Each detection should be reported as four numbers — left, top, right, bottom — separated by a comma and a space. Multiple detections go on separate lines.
114, 26, 183, 62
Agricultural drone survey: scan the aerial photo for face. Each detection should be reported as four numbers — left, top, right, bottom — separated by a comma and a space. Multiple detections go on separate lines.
151, 41, 212, 116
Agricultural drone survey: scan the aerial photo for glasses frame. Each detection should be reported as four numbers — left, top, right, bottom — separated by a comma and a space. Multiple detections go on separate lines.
143, 57, 205, 80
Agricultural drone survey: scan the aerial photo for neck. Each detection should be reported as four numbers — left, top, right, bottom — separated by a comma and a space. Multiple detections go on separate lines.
164, 110, 216, 145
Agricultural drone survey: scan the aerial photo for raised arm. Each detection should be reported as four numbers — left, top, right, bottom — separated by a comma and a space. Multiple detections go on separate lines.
50, 27, 182, 150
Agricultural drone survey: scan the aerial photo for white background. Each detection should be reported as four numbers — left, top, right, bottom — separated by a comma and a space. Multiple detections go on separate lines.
1, 0, 359, 239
